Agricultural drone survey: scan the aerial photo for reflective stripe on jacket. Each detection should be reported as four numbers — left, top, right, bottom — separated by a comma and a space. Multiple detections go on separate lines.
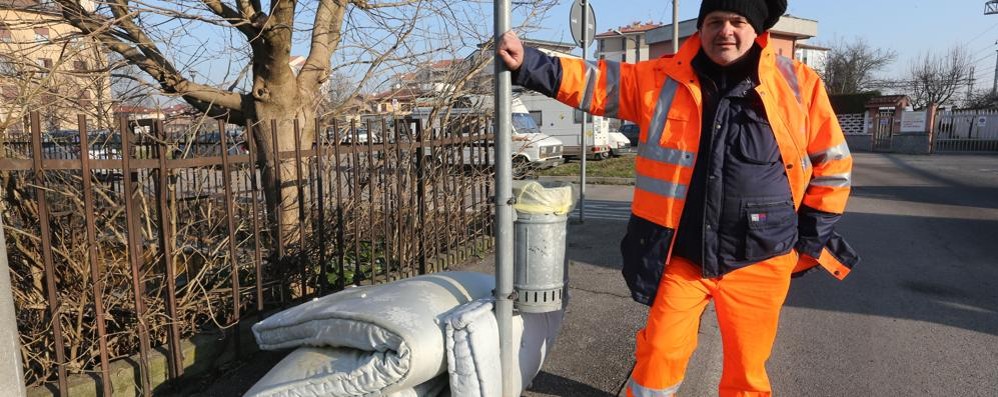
513, 32, 859, 304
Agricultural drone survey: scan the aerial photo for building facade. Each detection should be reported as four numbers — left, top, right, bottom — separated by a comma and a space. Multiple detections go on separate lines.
795, 42, 829, 73
595, 22, 663, 63
1, 0, 111, 134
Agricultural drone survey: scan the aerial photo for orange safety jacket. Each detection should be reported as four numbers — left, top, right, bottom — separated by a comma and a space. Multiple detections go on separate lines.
514, 32, 859, 302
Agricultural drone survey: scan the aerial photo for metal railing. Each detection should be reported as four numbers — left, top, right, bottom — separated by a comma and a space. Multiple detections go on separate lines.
0, 111, 496, 394
935, 110, 998, 152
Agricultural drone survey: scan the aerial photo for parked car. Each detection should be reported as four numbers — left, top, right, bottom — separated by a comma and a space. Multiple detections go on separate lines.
173, 131, 247, 158
40, 130, 82, 158
332, 127, 382, 145
87, 131, 123, 180
87, 131, 121, 158
607, 131, 636, 157
619, 123, 640, 147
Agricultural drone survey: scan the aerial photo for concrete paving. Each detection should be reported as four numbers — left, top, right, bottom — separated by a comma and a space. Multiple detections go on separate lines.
185, 153, 998, 396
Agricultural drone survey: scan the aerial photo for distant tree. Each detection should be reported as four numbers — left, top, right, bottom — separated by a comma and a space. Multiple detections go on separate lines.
907, 46, 972, 110
820, 38, 897, 95
962, 89, 998, 110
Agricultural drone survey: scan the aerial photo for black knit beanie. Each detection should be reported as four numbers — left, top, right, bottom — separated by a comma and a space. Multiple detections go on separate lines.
696, 0, 788, 33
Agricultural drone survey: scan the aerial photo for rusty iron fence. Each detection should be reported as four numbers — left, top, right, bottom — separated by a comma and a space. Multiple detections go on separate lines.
0, 111, 496, 395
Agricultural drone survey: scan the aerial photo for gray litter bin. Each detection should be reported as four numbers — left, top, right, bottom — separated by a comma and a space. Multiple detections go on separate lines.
512, 182, 574, 313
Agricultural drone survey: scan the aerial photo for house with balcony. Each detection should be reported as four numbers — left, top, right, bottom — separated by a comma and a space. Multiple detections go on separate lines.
0, 0, 111, 134
594, 21, 663, 63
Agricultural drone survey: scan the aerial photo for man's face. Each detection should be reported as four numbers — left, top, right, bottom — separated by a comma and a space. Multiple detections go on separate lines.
699, 11, 759, 66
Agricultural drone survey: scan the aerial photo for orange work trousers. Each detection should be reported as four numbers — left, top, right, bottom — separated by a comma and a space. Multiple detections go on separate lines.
626, 251, 798, 397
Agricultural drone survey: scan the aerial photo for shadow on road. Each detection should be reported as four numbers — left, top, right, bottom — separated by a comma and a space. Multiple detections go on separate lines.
527, 371, 620, 397
785, 211, 998, 336
563, 207, 998, 337
851, 185, 998, 209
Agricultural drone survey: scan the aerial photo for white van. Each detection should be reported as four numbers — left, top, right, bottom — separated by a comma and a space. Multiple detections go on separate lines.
410, 100, 564, 170
517, 89, 612, 160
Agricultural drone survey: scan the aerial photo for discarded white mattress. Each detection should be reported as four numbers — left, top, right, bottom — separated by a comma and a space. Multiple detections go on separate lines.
443, 299, 564, 397
243, 347, 452, 397
248, 272, 493, 397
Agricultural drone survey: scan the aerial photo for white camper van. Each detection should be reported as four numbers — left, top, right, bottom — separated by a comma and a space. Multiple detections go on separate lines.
517, 90, 612, 160
410, 100, 564, 171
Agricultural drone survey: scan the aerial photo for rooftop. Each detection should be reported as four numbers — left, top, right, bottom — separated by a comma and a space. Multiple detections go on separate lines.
595, 21, 664, 38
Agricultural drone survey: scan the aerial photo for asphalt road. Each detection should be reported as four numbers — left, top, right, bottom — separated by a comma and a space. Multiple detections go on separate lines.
186, 152, 998, 396
489, 153, 998, 397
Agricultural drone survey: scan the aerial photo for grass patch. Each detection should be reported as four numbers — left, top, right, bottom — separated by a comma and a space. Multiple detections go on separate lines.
536, 156, 636, 178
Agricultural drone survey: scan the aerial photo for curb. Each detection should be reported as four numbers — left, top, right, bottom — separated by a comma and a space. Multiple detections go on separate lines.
536, 176, 635, 186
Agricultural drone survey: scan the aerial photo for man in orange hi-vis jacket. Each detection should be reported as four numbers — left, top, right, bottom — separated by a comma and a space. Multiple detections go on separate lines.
499, 0, 859, 395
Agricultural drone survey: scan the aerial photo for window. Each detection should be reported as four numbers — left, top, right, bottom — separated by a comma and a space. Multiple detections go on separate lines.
34, 27, 49, 42
621, 37, 627, 63
78, 91, 92, 107
0, 24, 11, 43
37, 58, 53, 69
512, 113, 540, 134
0, 55, 14, 75
573, 109, 593, 124
73, 60, 87, 71
529, 110, 542, 127
40, 88, 56, 103
1, 85, 17, 100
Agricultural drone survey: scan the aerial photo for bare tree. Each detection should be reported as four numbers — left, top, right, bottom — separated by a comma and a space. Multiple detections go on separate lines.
49, 0, 555, 242
820, 38, 897, 95
963, 88, 998, 110
907, 46, 972, 110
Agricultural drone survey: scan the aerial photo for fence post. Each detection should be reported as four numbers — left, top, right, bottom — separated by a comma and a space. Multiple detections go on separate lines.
0, 216, 27, 397
926, 103, 938, 154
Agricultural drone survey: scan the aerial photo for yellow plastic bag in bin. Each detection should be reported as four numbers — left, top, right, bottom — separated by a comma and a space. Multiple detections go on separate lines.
512, 181, 576, 215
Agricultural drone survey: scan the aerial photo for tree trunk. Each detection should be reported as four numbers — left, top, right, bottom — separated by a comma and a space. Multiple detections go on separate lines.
251, 99, 315, 250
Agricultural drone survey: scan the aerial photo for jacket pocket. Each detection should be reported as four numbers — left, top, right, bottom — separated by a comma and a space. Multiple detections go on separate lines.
732, 108, 781, 165
743, 199, 797, 261
620, 215, 674, 306
658, 113, 691, 147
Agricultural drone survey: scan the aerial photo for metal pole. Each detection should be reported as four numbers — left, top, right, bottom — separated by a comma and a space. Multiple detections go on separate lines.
992, 47, 998, 96
673, 0, 680, 53
0, 216, 27, 397
493, 1, 515, 396
578, 0, 588, 223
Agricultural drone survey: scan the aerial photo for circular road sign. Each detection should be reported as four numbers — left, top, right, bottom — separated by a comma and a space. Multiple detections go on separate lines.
569, 0, 596, 48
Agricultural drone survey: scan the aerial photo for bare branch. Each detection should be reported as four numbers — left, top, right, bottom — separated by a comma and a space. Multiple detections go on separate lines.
199, 0, 261, 39
908, 46, 972, 109
299, 0, 347, 88
820, 38, 897, 95
54, 0, 245, 119
351, 0, 421, 10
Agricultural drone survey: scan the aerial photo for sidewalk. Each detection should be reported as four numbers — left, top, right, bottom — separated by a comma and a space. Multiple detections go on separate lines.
455, 215, 643, 396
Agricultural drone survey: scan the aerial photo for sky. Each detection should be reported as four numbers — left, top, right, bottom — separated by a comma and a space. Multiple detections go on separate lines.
520, 0, 998, 91
136, 0, 998, 100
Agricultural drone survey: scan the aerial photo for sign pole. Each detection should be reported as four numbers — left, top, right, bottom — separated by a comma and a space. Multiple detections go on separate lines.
0, 217, 27, 397
493, 1, 515, 396
578, 0, 589, 223
673, 0, 680, 53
